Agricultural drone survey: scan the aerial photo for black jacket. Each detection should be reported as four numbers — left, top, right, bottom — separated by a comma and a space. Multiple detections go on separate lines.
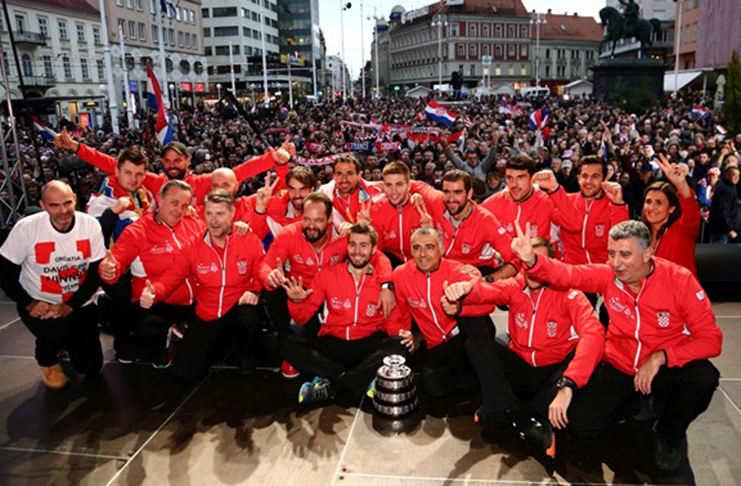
709, 179, 741, 234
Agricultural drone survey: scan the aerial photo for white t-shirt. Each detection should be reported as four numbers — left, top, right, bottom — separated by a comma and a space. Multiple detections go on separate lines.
0, 211, 106, 305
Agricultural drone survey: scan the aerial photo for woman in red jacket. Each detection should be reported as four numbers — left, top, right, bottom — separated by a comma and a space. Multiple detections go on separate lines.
642, 154, 701, 276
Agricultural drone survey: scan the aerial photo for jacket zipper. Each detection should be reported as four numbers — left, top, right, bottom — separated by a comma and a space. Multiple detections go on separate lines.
527, 287, 545, 366
349, 272, 367, 341
582, 199, 593, 264
617, 282, 646, 371
427, 273, 446, 339
398, 208, 406, 262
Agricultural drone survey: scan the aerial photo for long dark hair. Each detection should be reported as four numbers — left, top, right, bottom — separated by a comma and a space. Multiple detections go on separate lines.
642, 181, 682, 233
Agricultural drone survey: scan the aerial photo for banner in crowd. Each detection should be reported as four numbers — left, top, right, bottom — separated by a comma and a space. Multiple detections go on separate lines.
294, 153, 350, 166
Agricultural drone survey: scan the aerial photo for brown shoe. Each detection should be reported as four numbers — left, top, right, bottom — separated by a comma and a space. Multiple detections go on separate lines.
40, 364, 67, 390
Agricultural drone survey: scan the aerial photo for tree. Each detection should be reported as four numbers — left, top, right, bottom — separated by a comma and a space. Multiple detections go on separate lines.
723, 51, 741, 136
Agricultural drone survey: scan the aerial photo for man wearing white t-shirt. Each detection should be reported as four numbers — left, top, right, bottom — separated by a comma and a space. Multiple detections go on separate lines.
0, 181, 106, 390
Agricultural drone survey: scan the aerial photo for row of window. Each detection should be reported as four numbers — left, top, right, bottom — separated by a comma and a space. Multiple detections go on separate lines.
680, 22, 698, 45
118, 19, 198, 49
205, 45, 275, 57
9, 53, 106, 82
115, 0, 198, 26
393, 61, 585, 81
203, 6, 278, 28
7, 14, 101, 44
392, 22, 530, 49
202, 26, 279, 45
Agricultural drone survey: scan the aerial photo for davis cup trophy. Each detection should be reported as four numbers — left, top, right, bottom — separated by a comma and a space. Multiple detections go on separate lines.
372, 355, 418, 417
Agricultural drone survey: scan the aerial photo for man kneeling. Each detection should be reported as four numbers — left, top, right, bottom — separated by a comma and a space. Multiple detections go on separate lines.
443, 237, 605, 458
282, 223, 411, 404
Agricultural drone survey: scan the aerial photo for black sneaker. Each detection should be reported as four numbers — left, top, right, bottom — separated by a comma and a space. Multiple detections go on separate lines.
517, 417, 556, 458
114, 338, 141, 364
298, 378, 336, 405
474, 406, 510, 430
653, 427, 687, 472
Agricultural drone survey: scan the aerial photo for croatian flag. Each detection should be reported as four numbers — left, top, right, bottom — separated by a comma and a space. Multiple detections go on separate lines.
717, 125, 727, 136
529, 107, 548, 131
691, 105, 709, 119
146, 65, 173, 145
499, 99, 514, 115
601, 136, 609, 161
31, 116, 57, 140
425, 100, 457, 125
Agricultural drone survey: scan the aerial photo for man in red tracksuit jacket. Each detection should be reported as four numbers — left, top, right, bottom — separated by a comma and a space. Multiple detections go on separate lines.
533, 156, 629, 265
369, 162, 437, 267
140, 191, 266, 382
99, 180, 204, 365
392, 227, 497, 399
280, 223, 411, 404
248, 167, 316, 240
416, 170, 519, 281
259, 192, 394, 378
443, 238, 605, 459
55, 130, 293, 205
482, 154, 580, 244
511, 219, 722, 471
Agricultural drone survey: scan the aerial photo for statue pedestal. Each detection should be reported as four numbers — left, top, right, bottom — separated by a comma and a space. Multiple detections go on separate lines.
591, 59, 667, 106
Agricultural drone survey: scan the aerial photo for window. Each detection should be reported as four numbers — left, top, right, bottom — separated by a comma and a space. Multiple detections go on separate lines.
521, 45, 527, 57
483, 44, 489, 56
63, 55, 72, 79
457, 44, 464, 56
190, 10, 195, 23
252, 11, 259, 22
449, 22, 459, 37
169, 28, 175, 45
470, 64, 475, 76
691, 22, 698, 43
545, 48, 550, 59
214, 26, 239, 37
42, 55, 53, 77
136, 0, 142, 10
232, 45, 240, 54
81, 58, 89, 79
204, 46, 212, 55
129, 21, 136, 39
76, 23, 85, 42
508, 25, 515, 37
508, 64, 514, 75
139, 23, 146, 40
93, 26, 101, 44
116, 0, 123, 6
496, 44, 502, 57
192, 34, 197, 47
495, 65, 501, 76
215, 46, 229, 55
482, 24, 489, 37
545, 65, 550, 77
20, 54, 32, 76
38, 17, 48, 37
178, 31, 183, 46
150, 0, 155, 14
185, 32, 190, 47
571, 49, 579, 59
520, 65, 527, 76
97, 59, 104, 79
469, 44, 476, 57
126, 0, 132, 8
521, 26, 528, 38
202, 7, 209, 18
152, 25, 158, 41
508, 45, 515, 57
58, 20, 68, 40
495, 24, 502, 37
243, 26, 251, 37
469, 23, 476, 37
213, 7, 238, 17
118, 19, 125, 38
203, 27, 211, 37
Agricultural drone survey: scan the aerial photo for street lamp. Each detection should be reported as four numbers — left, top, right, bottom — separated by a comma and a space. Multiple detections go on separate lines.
340, 2, 351, 100
367, 8, 381, 98
431, 13, 448, 93
530, 11, 547, 87
168, 83, 175, 110
216, 83, 222, 100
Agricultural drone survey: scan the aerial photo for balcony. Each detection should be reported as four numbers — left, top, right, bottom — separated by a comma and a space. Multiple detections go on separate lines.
14, 31, 47, 46
21, 75, 56, 88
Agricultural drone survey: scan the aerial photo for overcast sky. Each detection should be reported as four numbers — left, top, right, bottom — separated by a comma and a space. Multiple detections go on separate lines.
318, 0, 603, 80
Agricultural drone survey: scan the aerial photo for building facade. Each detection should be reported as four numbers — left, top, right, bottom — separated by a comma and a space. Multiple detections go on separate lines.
104, 0, 207, 109
534, 11, 602, 91
0, 0, 108, 124
276, 0, 320, 95
387, 0, 532, 91
201, 0, 279, 96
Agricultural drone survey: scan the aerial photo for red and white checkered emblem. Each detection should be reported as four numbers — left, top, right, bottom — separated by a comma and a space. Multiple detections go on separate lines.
547, 321, 557, 337
529, 225, 538, 237
462, 243, 471, 254
595, 225, 605, 237
657, 312, 670, 328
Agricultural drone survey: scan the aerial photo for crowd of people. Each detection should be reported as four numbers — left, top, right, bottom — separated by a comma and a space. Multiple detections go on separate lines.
0, 91, 736, 472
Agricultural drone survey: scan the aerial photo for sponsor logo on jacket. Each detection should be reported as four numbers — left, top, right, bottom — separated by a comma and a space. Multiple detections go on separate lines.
331, 297, 352, 310
407, 297, 428, 309
150, 242, 175, 255
608, 297, 633, 318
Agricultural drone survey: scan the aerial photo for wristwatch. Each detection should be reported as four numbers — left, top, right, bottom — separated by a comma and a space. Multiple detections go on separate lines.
556, 376, 578, 391
381, 282, 395, 291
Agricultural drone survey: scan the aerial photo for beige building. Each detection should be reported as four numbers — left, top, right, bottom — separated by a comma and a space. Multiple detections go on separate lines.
93, 0, 208, 109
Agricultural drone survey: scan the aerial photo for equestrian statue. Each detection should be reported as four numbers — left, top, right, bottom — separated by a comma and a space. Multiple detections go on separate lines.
599, 0, 662, 58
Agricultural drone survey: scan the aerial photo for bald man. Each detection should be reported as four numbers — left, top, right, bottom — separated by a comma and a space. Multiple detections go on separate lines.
0, 181, 106, 390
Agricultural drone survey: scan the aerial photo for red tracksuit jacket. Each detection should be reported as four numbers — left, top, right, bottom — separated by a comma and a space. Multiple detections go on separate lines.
482, 186, 579, 241
258, 222, 392, 289
527, 255, 722, 376
652, 195, 701, 276
288, 261, 407, 340
100, 212, 204, 305
461, 276, 605, 388
558, 193, 629, 264
393, 258, 496, 349
77, 144, 278, 205
151, 230, 265, 321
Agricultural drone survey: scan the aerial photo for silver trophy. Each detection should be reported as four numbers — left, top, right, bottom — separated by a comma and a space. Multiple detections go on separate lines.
373, 355, 418, 417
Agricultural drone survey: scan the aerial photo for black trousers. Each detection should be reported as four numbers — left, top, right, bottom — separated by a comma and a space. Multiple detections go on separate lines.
173, 304, 262, 382
421, 332, 479, 398
132, 303, 193, 362
460, 313, 568, 417
100, 274, 134, 348
281, 332, 408, 396
567, 360, 720, 447
19, 303, 103, 374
